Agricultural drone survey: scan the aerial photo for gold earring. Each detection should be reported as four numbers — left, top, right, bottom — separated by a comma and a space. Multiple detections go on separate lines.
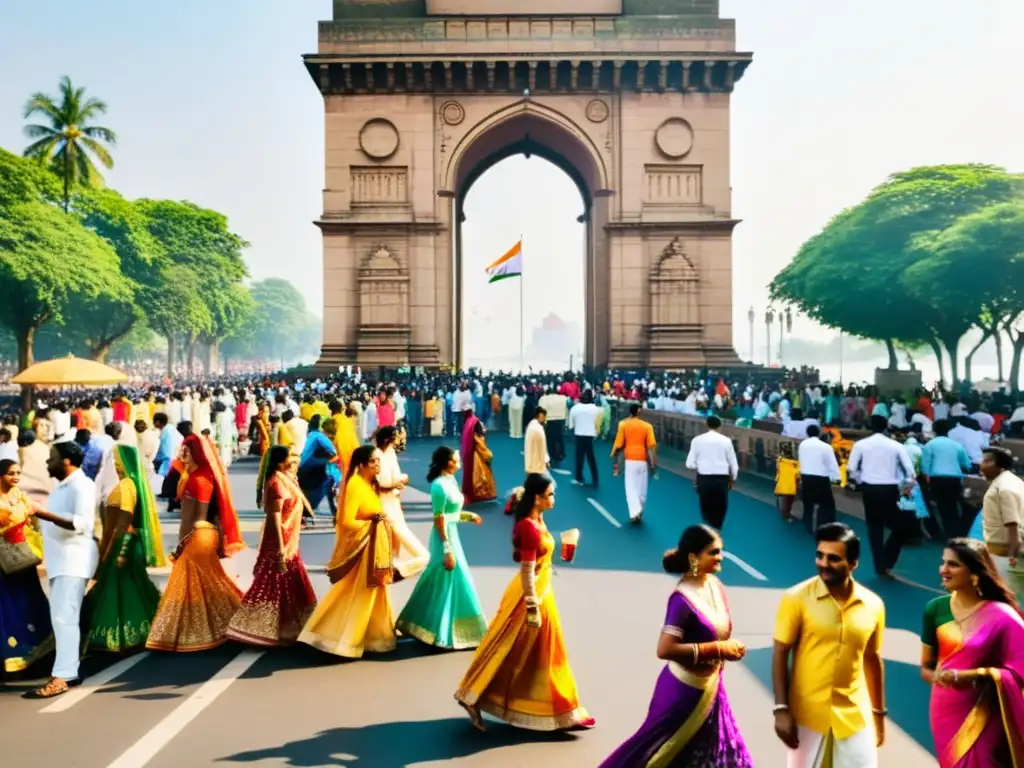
689, 558, 700, 578
971, 575, 980, 591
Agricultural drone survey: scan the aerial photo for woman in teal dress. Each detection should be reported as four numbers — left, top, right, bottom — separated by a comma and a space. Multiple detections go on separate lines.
84, 444, 165, 653
395, 446, 488, 650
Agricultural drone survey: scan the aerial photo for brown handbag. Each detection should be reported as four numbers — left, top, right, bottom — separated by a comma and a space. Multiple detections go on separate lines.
0, 539, 42, 575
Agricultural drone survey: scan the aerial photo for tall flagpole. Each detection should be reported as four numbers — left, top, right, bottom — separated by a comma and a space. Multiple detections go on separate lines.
519, 235, 524, 373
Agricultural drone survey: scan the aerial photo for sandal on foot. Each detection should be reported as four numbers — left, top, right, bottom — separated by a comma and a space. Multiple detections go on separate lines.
23, 677, 80, 699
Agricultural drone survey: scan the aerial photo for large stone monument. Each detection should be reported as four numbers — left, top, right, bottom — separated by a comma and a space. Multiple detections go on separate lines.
305, 0, 752, 369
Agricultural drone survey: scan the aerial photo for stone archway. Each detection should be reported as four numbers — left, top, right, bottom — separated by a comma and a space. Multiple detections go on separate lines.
306, 0, 752, 371
446, 103, 610, 368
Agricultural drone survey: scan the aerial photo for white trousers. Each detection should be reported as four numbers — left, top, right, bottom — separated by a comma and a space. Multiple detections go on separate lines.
509, 407, 524, 438
992, 554, 1024, 602
49, 576, 88, 681
624, 460, 649, 520
787, 725, 877, 768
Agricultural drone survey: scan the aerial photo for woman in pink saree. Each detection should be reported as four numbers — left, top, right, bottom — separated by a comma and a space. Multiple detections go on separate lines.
460, 408, 496, 505
921, 537, 1024, 768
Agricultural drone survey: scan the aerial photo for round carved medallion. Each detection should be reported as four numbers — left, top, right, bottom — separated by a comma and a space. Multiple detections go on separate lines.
359, 118, 400, 161
440, 100, 465, 126
654, 117, 694, 159
586, 99, 609, 123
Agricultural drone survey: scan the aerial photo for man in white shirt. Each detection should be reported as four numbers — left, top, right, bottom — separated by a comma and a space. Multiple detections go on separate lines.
798, 424, 841, 535
523, 407, 555, 490
538, 388, 568, 465
949, 417, 988, 468
685, 415, 738, 530
27, 441, 99, 699
781, 408, 820, 440
568, 390, 602, 487
979, 447, 1024, 600
847, 415, 916, 578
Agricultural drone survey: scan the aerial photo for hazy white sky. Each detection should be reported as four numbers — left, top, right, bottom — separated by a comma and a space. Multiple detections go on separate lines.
1, 0, 1021, 368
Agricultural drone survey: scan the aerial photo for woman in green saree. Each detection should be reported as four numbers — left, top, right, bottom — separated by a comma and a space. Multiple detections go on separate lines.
84, 444, 166, 653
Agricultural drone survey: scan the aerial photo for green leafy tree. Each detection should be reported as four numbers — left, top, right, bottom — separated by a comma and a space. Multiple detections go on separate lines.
67, 189, 165, 361
137, 199, 250, 374
0, 202, 129, 371
22, 76, 117, 211
0, 148, 61, 209
906, 201, 1024, 390
771, 164, 1023, 385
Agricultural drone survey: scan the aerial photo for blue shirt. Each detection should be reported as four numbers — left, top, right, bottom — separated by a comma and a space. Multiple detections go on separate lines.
920, 436, 972, 478
81, 439, 105, 480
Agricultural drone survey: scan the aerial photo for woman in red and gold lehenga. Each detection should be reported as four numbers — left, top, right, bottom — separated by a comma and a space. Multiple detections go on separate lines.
227, 446, 317, 647
146, 434, 245, 652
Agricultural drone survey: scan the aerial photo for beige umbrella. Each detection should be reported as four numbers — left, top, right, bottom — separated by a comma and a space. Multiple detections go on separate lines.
11, 355, 129, 386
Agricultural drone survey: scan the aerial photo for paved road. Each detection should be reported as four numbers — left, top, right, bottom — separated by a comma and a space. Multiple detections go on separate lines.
2, 434, 941, 767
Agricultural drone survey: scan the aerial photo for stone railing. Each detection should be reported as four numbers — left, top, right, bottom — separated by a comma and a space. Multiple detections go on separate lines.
602, 401, 1024, 503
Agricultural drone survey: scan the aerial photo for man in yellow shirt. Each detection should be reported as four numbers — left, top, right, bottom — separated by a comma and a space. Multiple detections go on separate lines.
772, 522, 887, 767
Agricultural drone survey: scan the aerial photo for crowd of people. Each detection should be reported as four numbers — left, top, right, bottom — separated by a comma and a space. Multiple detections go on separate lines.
0, 364, 1023, 767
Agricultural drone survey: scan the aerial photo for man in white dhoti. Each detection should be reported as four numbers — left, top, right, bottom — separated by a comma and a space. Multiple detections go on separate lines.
772, 523, 887, 768
26, 441, 99, 699
610, 402, 657, 525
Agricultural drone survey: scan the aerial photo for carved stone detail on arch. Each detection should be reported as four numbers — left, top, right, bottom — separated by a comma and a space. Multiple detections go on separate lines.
441, 98, 611, 195
650, 238, 699, 326
357, 244, 411, 364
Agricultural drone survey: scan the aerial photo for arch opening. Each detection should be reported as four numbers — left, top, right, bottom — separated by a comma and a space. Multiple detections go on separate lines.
450, 108, 610, 371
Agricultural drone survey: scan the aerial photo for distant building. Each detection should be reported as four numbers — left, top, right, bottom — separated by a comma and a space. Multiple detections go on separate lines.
527, 313, 582, 368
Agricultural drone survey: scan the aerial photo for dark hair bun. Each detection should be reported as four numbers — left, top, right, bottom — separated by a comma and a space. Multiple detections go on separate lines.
663, 548, 687, 575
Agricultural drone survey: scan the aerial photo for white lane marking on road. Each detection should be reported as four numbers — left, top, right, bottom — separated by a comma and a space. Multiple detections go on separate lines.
41, 652, 151, 714
106, 650, 264, 768
551, 468, 572, 476
723, 551, 768, 582
587, 498, 622, 529
892, 574, 944, 595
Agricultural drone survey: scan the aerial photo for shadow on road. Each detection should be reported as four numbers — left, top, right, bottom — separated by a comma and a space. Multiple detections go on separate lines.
218, 716, 576, 767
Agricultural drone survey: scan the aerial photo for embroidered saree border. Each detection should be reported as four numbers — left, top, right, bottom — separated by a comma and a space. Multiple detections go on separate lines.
645, 669, 721, 768
991, 668, 1024, 768
946, 687, 993, 766
3, 634, 54, 673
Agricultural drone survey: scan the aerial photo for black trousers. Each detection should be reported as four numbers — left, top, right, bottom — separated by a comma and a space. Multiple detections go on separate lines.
574, 435, 598, 485
801, 475, 836, 535
861, 483, 915, 574
928, 476, 966, 539
546, 419, 566, 464
696, 474, 730, 530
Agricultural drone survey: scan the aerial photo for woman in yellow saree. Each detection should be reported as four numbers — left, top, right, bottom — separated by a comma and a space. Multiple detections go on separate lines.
298, 445, 398, 659
455, 473, 594, 732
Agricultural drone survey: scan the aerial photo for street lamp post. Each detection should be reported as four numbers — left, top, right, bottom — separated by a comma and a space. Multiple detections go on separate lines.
765, 309, 775, 367
781, 307, 792, 367
747, 306, 755, 363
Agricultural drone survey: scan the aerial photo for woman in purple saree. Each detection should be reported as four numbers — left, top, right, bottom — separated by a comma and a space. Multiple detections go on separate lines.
921, 538, 1024, 768
600, 525, 753, 768
460, 408, 496, 505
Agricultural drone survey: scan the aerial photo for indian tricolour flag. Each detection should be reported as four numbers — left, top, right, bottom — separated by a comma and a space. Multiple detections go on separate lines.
485, 239, 523, 283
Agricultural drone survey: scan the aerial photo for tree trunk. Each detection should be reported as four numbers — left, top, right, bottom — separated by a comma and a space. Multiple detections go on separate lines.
165, 334, 176, 377
186, 337, 196, 375
941, 336, 961, 388
17, 325, 36, 412
884, 338, 899, 370
963, 331, 992, 386
995, 332, 1005, 382
927, 337, 945, 388
89, 343, 111, 364
1009, 334, 1024, 396
207, 342, 219, 375
62, 151, 71, 213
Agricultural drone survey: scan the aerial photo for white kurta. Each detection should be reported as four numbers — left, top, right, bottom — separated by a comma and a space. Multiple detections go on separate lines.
378, 446, 428, 577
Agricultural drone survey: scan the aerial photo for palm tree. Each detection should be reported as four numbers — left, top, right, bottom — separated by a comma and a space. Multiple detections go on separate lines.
22, 76, 117, 211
